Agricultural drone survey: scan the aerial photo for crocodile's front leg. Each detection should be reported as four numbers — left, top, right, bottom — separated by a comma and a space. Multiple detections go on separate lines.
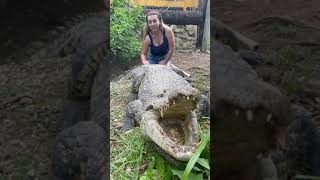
121, 99, 144, 131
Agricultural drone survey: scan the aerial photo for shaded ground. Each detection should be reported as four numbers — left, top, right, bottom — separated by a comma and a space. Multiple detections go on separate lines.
0, 54, 72, 178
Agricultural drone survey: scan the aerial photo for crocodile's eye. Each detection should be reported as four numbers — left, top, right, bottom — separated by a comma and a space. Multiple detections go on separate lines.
145, 105, 153, 111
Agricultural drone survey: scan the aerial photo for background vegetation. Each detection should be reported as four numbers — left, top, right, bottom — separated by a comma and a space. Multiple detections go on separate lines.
110, 0, 144, 63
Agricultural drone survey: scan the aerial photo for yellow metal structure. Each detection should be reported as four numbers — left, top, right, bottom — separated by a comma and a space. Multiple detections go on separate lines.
110, 0, 200, 10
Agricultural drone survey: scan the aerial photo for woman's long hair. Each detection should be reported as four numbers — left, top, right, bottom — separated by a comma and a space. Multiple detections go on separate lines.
142, 11, 165, 41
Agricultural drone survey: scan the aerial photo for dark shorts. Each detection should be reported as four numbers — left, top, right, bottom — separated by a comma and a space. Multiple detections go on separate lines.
148, 53, 168, 64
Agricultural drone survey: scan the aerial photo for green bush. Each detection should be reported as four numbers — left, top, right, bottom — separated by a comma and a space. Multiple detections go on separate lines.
111, 0, 144, 63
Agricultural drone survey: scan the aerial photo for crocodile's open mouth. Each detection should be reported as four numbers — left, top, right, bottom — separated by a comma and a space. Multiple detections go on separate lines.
141, 93, 200, 161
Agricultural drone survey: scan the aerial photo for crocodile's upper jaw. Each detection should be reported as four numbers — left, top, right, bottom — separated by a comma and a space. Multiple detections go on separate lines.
141, 93, 200, 161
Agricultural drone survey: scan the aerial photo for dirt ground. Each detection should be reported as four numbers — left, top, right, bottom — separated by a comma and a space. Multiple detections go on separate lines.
172, 50, 210, 72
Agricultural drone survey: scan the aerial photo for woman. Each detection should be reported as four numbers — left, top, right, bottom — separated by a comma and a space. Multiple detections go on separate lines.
141, 11, 175, 65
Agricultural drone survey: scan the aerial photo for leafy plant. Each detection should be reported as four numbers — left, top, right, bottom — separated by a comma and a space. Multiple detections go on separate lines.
110, 0, 144, 63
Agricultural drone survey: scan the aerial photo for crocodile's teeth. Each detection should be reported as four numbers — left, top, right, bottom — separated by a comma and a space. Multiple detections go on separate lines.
266, 113, 272, 122
247, 110, 253, 121
193, 97, 196, 101
160, 108, 163, 118
173, 100, 175, 105
187, 96, 189, 100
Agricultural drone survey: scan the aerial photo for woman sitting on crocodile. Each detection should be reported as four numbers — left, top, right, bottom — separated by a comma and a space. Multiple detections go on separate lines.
141, 10, 175, 65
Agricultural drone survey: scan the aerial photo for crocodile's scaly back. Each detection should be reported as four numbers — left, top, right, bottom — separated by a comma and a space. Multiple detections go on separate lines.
138, 65, 192, 106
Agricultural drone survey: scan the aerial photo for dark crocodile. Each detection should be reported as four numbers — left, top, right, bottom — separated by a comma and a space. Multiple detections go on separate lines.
121, 65, 205, 161
213, 39, 320, 179
50, 12, 109, 179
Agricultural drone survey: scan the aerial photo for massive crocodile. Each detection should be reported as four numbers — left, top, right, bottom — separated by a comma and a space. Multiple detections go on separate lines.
121, 65, 205, 161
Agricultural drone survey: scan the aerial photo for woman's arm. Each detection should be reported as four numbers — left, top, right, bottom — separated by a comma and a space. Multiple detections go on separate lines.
160, 26, 175, 65
141, 36, 150, 65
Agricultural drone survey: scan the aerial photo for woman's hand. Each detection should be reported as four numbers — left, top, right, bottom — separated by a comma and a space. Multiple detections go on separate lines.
159, 60, 167, 65
142, 60, 149, 65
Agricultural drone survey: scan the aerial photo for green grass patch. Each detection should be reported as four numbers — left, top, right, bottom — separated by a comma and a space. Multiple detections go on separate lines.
111, 128, 152, 180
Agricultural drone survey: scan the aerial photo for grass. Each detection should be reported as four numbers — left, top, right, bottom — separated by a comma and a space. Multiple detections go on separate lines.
111, 128, 150, 180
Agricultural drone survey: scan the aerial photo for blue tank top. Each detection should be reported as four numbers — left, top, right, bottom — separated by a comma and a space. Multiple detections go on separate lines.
148, 30, 169, 57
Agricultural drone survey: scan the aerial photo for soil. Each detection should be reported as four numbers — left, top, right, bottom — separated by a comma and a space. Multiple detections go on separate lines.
172, 50, 210, 72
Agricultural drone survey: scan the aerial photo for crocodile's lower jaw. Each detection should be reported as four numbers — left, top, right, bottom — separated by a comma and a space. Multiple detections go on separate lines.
141, 96, 199, 161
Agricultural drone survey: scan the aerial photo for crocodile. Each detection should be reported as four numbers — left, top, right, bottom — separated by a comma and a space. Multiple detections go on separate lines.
212, 39, 320, 179
121, 65, 205, 161
49, 12, 109, 179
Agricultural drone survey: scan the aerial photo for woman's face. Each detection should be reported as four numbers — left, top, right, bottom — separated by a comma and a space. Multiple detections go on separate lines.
147, 15, 160, 32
